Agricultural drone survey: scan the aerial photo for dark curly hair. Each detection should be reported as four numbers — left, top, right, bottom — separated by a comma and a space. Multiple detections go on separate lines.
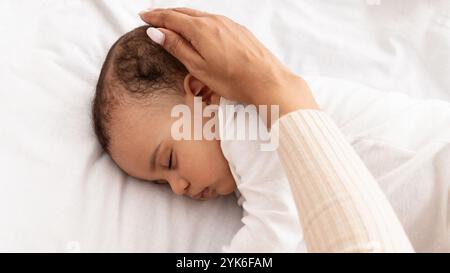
92, 26, 188, 153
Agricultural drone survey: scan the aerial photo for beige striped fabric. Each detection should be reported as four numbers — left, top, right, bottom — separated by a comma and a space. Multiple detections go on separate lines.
274, 110, 413, 252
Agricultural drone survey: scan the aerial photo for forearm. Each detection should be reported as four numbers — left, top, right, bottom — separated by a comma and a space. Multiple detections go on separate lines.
274, 110, 413, 252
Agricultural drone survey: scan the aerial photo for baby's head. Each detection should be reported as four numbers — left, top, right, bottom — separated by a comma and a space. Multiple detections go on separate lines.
92, 26, 236, 200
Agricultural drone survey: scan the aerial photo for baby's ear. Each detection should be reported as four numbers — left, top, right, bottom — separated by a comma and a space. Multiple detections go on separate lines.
183, 74, 215, 104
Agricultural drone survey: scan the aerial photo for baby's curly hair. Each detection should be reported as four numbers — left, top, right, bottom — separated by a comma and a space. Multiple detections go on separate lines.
92, 26, 188, 152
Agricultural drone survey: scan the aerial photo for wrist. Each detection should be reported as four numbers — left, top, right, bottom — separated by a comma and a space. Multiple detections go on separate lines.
251, 73, 319, 115
279, 76, 319, 116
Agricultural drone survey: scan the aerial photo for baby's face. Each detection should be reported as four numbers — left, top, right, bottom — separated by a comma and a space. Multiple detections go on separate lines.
108, 92, 236, 201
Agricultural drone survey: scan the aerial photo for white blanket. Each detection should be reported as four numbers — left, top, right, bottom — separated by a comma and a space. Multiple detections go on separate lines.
308, 76, 450, 252
1, 0, 449, 252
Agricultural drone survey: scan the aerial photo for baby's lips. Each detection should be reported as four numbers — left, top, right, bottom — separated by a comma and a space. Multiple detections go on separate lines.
202, 187, 213, 199
193, 188, 205, 199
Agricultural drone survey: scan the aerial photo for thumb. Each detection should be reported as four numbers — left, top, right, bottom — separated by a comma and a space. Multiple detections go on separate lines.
146, 27, 202, 72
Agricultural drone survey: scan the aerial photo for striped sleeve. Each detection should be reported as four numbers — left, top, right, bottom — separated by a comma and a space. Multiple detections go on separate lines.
274, 110, 413, 252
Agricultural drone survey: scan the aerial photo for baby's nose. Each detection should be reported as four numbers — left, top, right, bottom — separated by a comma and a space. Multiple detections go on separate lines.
169, 178, 189, 196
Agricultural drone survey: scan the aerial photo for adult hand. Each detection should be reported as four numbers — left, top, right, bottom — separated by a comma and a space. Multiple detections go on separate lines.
139, 7, 318, 115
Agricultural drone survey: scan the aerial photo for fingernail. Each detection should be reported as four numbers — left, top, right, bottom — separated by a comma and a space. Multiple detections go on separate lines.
146, 27, 165, 45
139, 8, 154, 16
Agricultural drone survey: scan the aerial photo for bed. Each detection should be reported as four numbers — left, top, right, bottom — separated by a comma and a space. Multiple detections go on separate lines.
1, 0, 449, 252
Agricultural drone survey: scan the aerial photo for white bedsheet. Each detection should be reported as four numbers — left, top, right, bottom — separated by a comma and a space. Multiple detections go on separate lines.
0, 0, 449, 252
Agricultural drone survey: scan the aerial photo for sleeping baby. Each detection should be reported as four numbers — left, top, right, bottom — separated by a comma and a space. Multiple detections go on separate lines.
92, 26, 305, 252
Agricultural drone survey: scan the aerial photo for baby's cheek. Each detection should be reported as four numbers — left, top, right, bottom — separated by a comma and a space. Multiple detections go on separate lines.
177, 140, 216, 180
198, 141, 225, 176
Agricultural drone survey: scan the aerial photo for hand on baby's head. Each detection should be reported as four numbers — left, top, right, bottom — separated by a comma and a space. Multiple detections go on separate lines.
92, 26, 236, 200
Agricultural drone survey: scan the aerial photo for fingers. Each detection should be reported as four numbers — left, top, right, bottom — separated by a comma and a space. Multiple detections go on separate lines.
171, 7, 211, 17
146, 27, 204, 72
139, 9, 196, 39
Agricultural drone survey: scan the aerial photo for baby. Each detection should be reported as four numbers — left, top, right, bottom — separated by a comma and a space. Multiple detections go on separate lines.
93, 26, 304, 252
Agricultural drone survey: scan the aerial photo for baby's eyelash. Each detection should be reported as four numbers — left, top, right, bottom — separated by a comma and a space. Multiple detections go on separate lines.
168, 150, 173, 169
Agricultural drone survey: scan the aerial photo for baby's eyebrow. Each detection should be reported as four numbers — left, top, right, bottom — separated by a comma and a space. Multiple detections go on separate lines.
150, 142, 162, 171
